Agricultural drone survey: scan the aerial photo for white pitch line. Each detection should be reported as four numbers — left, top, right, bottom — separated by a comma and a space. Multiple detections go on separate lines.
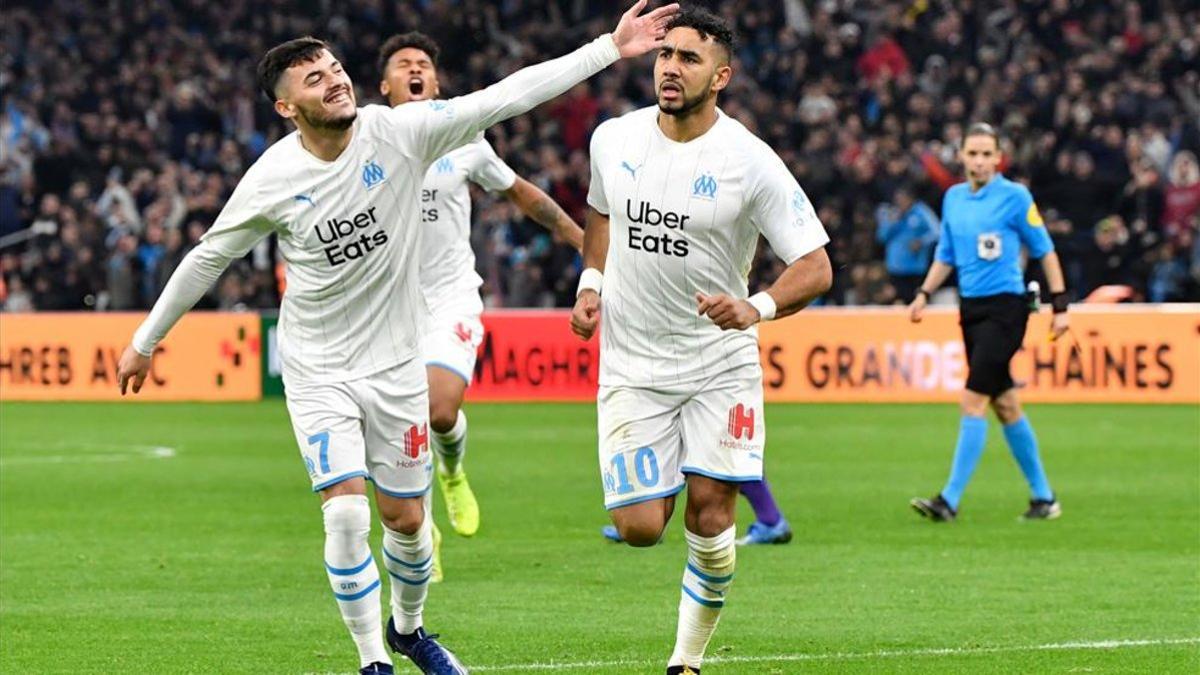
0, 445, 176, 466
466, 636, 1200, 672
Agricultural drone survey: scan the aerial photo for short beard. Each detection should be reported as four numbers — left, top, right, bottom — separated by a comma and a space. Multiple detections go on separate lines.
299, 106, 357, 132
657, 88, 709, 118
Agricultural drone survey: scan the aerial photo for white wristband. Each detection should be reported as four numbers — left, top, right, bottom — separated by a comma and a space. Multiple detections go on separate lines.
577, 267, 603, 297
747, 292, 777, 322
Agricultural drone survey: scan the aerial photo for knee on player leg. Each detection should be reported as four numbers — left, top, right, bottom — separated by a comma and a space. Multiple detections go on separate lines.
428, 399, 460, 434
323, 494, 371, 538
991, 389, 1023, 424
687, 502, 736, 538
617, 520, 666, 547
959, 388, 991, 417
610, 501, 670, 547
683, 475, 738, 537
426, 367, 467, 434
376, 494, 425, 535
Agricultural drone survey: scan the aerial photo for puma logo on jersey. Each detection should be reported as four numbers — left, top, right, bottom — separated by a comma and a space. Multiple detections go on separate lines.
621, 161, 642, 180
294, 194, 316, 207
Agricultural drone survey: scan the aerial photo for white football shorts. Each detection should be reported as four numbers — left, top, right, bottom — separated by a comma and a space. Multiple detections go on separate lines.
596, 365, 766, 510
284, 357, 432, 497
421, 291, 484, 385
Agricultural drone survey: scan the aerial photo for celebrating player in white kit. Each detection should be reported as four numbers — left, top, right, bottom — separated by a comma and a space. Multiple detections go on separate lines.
570, 8, 832, 674
115, 3, 679, 674
377, 32, 585, 569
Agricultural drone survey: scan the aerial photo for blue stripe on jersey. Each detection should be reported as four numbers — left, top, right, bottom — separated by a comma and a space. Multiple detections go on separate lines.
426, 360, 471, 384
604, 483, 687, 511
311, 470, 369, 492
679, 467, 762, 483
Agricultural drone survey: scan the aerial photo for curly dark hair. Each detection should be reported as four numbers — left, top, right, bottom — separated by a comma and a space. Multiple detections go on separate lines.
665, 6, 736, 61
377, 32, 441, 77
256, 36, 332, 101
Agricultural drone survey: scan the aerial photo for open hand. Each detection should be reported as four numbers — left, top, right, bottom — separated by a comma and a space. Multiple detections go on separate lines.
612, 0, 681, 58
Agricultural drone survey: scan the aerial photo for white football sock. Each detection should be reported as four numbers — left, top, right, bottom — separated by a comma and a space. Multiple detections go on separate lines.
433, 410, 468, 476
668, 526, 736, 669
382, 514, 434, 634
322, 495, 390, 668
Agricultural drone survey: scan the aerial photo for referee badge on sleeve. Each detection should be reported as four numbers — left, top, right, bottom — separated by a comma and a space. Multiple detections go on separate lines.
1027, 203, 1045, 227
977, 232, 1002, 261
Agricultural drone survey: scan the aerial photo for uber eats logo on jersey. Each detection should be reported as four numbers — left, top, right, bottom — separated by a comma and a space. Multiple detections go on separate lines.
625, 200, 690, 257
315, 206, 389, 266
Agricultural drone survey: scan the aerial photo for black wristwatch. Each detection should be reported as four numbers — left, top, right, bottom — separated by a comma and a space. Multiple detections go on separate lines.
917, 288, 932, 301
1051, 292, 1069, 314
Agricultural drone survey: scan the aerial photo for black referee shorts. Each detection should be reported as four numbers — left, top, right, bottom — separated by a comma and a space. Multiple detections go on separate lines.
959, 293, 1030, 397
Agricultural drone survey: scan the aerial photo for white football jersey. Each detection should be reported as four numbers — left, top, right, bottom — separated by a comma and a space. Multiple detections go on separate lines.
419, 137, 516, 309
587, 106, 829, 388
132, 34, 622, 383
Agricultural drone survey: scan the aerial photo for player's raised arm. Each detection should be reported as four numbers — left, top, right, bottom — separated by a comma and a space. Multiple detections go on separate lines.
395, 0, 679, 163
117, 180, 276, 395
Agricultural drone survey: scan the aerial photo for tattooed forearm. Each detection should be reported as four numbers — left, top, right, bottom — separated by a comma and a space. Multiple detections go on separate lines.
530, 197, 567, 229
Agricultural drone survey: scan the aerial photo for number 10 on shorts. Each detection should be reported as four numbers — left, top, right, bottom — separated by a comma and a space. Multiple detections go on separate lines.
608, 446, 660, 495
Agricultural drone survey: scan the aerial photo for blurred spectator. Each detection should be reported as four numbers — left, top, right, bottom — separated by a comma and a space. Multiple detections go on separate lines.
875, 184, 939, 303
105, 234, 140, 310
1148, 240, 1192, 303
1081, 216, 1136, 296
1163, 151, 1200, 244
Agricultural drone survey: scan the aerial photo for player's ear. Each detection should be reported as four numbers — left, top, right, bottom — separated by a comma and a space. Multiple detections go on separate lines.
712, 63, 733, 93
379, 79, 390, 97
274, 98, 296, 121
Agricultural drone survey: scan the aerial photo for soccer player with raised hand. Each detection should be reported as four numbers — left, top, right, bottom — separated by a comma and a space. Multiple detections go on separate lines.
571, 7, 832, 673
115, 3, 678, 673
909, 123, 1068, 524
377, 31, 586, 578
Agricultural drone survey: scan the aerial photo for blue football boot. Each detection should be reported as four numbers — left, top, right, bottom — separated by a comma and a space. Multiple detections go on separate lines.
386, 618, 468, 674
601, 525, 624, 542
736, 518, 793, 545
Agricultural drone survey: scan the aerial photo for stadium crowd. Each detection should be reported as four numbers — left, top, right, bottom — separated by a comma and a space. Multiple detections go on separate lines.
1, 0, 1198, 312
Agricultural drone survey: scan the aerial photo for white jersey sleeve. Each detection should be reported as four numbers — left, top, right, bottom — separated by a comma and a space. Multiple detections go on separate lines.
467, 139, 517, 192
132, 170, 278, 355
746, 151, 829, 264
386, 34, 620, 165
586, 121, 612, 215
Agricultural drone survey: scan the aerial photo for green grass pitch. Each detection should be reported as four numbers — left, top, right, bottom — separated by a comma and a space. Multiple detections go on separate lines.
1, 401, 1197, 673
